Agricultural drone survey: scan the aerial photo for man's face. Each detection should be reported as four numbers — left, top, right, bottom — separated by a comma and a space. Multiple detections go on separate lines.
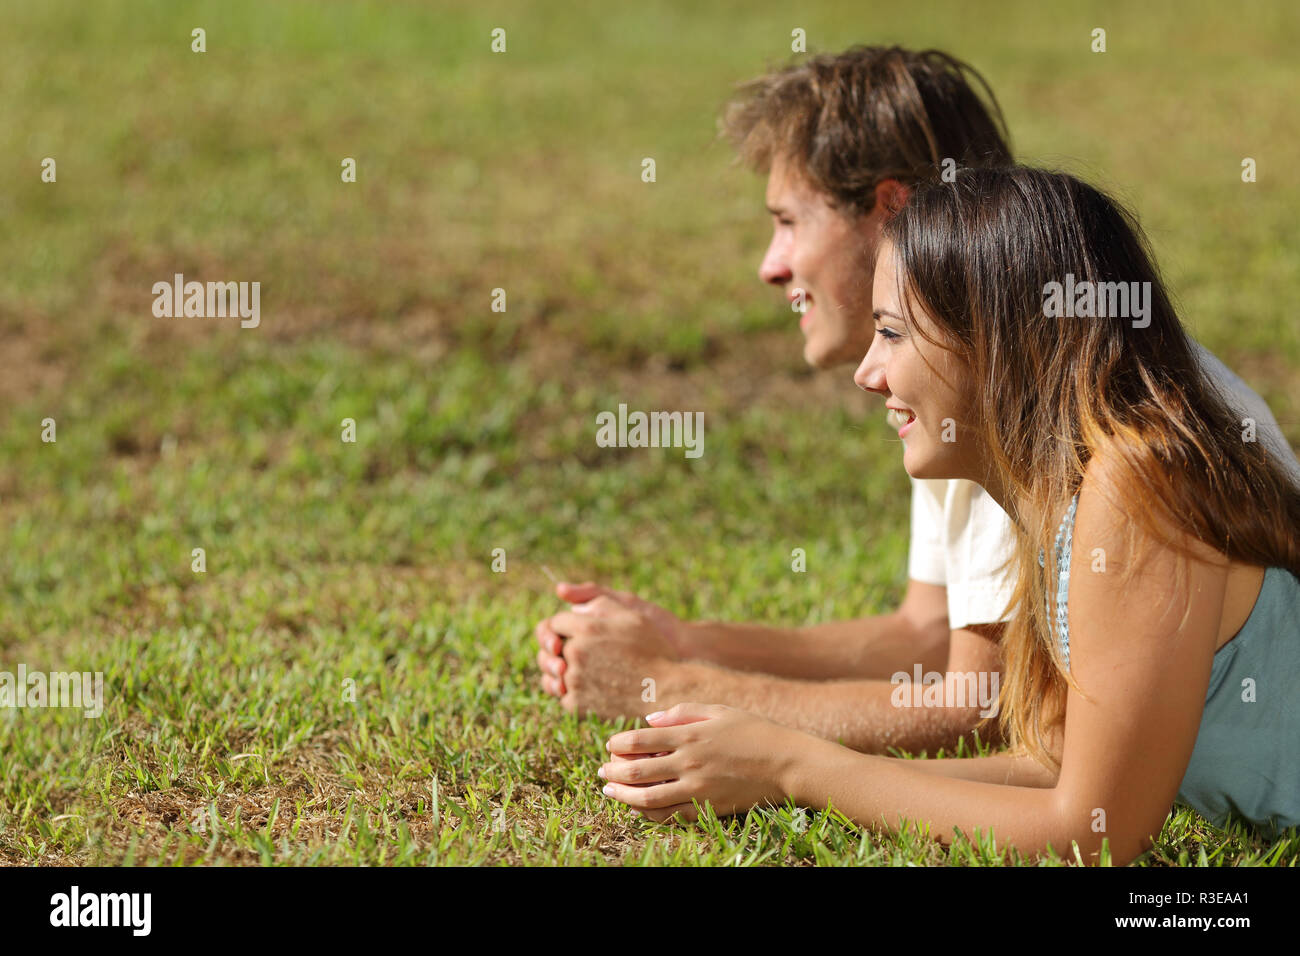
855, 240, 981, 481
759, 156, 885, 368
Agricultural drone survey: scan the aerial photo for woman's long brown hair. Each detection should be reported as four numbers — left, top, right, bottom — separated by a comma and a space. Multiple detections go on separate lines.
883, 166, 1300, 769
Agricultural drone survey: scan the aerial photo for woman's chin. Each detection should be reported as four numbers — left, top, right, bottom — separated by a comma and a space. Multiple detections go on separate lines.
901, 442, 920, 476
902, 442, 951, 480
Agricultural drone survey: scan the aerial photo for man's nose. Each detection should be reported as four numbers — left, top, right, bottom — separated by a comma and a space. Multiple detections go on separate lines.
854, 338, 887, 394
758, 241, 792, 286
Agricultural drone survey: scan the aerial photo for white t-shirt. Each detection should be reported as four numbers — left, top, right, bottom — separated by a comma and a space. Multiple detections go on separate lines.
908, 340, 1300, 629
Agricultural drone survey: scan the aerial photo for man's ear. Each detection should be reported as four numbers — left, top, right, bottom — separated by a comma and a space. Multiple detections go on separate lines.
875, 179, 910, 219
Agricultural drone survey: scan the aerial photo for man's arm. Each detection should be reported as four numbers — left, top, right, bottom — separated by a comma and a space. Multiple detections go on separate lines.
657, 621, 1005, 755
540, 578, 950, 685
682, 578, 951, 680
547, 590, 1006, 756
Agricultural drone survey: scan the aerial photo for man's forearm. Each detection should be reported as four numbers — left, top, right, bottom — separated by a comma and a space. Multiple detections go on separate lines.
683, 613, 948, 681
662, 660, 999, 755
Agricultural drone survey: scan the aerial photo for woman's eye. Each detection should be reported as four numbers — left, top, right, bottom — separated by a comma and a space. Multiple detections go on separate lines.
876, 327, 901, 341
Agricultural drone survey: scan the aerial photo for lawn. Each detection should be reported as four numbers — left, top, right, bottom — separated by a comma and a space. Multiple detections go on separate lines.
1, 0, 1297, 865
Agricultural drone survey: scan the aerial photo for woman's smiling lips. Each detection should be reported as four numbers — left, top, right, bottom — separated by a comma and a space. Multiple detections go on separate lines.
886, 404, 917, 436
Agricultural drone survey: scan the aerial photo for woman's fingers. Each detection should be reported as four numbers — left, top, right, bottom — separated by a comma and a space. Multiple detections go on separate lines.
606, 725, 689, 756
611, 751, 671, 759
645, 702, 725, 726
608, 750, 668, 787
605, 704, 717, 752
602, 779, 695, 811
601, 755, 677, 786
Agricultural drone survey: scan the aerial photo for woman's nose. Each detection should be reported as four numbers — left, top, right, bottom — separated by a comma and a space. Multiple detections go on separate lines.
854, 338, 886, 393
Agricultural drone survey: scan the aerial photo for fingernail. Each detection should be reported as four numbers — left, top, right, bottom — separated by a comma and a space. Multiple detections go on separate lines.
602, 784, 613, 797
597, 766, 607, 779
646, 711, 664, 722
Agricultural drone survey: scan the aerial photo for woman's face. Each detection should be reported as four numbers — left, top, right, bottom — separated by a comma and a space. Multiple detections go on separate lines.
854, 241, 983, 481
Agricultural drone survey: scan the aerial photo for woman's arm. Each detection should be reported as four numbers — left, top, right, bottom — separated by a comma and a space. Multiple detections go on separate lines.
781, 472, 1227, 863
899, 750, 1058, 787
602, 467, 1228, 865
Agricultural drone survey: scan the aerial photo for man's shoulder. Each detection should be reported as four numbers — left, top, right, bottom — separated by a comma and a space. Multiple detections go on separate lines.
1190, 338, 1276, 424
912, 476, 976, 505
912, 477, 1012, 537
1188, 338, 1300, 480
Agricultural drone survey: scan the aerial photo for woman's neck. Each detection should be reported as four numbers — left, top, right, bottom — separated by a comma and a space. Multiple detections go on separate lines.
972, 462, 1043, 535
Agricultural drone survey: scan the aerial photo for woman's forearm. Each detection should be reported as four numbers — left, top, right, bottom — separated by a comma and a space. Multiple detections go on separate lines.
898, 750, 1059, 787
782, 736, 1091, 860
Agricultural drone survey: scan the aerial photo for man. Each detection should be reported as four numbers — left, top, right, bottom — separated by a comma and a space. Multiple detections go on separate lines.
533, 46, 1297, 757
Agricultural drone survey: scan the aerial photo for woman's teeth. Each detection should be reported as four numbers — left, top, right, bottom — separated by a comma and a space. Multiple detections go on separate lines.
886, 408, 915, 430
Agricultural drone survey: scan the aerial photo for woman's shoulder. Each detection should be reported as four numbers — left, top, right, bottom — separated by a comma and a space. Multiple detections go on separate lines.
1064, 454, 1250, 650
1048, 455, 1232, 678
1073, 452, 1277, 653
1075, 452, 1229, 572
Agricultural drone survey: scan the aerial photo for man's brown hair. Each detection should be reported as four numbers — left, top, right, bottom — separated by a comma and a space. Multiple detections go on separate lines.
721, 45, 1012, 216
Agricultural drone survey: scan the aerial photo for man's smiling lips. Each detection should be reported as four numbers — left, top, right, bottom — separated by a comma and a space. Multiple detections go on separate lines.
790, 290, 814, 330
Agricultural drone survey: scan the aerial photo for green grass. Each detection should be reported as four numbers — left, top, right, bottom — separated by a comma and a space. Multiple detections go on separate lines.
1, 0, 1297, 865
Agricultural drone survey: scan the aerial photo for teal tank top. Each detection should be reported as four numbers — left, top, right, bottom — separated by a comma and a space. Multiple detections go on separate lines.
1043, 493, 1300, 833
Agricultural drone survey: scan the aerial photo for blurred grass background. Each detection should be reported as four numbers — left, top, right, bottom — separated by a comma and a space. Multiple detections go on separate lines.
0, 0, 1296, 864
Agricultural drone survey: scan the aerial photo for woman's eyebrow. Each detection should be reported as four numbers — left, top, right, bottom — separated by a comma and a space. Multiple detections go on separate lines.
873, 309, 905, 321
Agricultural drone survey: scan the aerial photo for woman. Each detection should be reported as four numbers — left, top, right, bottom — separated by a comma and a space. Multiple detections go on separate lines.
596, 166, 1300, 864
